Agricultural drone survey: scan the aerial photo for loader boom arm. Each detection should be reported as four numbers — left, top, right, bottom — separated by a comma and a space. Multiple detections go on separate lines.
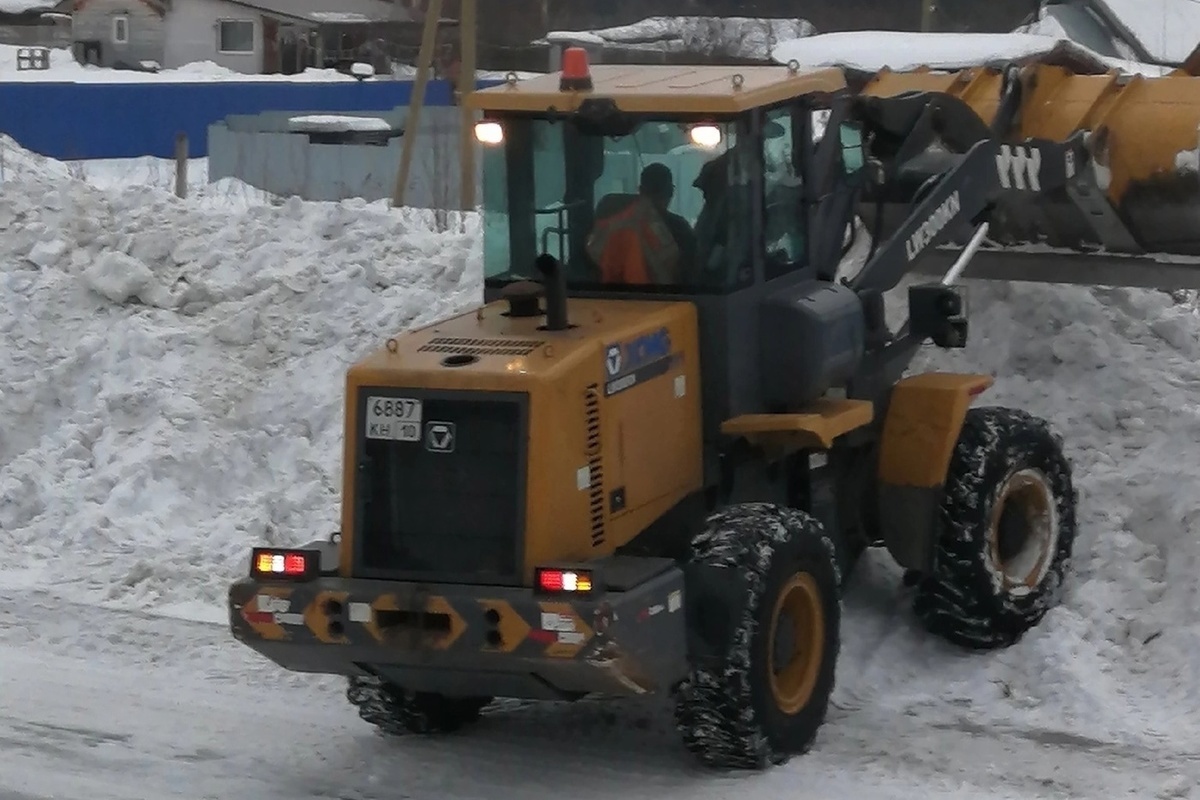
848, 128, 1091, 296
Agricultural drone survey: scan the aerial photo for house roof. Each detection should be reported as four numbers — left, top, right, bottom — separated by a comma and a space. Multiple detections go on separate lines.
223, 0, 411, 26
1041, 0, 1200, 65
1091, 0, 1200, 64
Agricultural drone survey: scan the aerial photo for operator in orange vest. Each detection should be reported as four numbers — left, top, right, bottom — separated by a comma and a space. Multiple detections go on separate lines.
586, 163, 697, 285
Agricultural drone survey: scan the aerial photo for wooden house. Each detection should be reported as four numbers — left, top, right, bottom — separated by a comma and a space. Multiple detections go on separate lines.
68, 0, 414, 73
0, 0, 71, 48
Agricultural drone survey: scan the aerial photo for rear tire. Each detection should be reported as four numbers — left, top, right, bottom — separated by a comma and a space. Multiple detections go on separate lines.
347, 675, 491, 735
674, 503, 841, 769
913, 406, 1077, 649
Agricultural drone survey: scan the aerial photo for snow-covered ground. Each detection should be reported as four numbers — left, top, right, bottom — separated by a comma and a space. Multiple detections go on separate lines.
4, 125, 1200, 799
5, 588, 1195, 800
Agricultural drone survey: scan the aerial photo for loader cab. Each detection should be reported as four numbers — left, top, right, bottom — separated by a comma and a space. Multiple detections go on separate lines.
467, 57, 869, 442
477, 100, 862, 301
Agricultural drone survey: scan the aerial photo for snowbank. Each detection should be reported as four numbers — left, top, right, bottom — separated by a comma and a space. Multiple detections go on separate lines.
843, 276, 1200, 750
0, 135, 482, 621
543, 16, 815, 61
772, 30, 1166, 76
0, 133, 70, 182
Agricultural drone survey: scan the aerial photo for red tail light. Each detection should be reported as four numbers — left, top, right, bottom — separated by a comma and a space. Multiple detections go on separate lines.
535, 567, 594, 594
251, 548, 318, 581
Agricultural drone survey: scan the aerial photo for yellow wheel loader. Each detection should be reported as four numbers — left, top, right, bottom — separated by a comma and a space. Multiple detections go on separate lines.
228, 48, 1200, 769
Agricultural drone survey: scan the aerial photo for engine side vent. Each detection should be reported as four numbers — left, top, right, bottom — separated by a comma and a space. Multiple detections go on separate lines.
419, 337, 544, 357
585, 385, 605, 548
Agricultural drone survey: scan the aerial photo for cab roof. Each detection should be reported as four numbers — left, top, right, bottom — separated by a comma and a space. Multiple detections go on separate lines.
465, 64, 848, 115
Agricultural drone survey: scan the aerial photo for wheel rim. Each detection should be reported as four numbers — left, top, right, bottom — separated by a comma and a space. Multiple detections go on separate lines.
986, 468, 1059, 597
767, 572, 825, 715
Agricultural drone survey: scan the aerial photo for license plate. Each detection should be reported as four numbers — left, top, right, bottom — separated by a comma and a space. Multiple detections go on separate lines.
365, 396, 422, 442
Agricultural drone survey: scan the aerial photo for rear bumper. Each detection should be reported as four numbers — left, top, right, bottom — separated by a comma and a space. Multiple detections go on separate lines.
227, 565, 688, 700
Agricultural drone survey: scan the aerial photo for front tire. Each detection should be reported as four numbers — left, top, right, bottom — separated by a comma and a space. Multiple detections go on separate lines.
674, 503, 841, 769
914, 406, 1077, 649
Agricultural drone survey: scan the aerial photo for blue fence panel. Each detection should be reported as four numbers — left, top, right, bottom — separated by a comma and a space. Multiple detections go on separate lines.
0, 78, 502, 160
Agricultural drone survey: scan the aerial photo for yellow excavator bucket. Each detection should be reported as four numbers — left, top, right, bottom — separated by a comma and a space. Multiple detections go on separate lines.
862, 62, 1200, 257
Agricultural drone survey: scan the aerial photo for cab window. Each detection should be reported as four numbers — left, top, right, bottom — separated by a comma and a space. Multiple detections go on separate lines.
480, 115, 755, 293
761, 106, 806, 281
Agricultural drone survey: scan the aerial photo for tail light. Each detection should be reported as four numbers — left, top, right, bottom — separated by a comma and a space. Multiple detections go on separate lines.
251, 548, 319, 581
535, 567, 594, 594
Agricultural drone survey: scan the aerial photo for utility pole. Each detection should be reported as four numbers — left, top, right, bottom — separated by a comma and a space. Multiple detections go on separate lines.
389, 0, 479, 220
921, 0, 937, 32
390, 0, 442, 209
457, 0, 477, 216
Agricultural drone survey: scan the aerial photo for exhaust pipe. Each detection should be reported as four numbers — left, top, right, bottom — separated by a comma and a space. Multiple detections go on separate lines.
535, 253, 571, 331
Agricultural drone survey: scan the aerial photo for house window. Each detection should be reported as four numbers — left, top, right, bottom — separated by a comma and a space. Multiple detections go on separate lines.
112, 15, 128, 44
217, 19, 255, 54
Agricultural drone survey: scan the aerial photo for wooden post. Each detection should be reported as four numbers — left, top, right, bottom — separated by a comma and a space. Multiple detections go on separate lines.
390, 0, 443, 209
457, 0, 477, 219
174, 131, 188, 199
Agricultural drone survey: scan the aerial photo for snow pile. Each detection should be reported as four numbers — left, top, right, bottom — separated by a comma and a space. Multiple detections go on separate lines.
66, 155, 209, 194
826, 275, 1200, 755
0, 133, 70, 183
0, 135, 482, 621
772, 30, 1166, 76
1101, 0, 1200, 64
0, 138, 231, 199
543, 16, 816, 61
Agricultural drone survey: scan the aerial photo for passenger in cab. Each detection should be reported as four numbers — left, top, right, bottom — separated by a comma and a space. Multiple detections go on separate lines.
586, 163, 697, 285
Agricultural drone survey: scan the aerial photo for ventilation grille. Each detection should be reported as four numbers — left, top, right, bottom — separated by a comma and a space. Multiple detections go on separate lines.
585, 385, 605, 548
419, 337, 544, 357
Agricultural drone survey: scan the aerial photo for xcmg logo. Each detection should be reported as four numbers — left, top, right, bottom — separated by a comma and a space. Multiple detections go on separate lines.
604, 327, 672, 378
603, 327, 676, 397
